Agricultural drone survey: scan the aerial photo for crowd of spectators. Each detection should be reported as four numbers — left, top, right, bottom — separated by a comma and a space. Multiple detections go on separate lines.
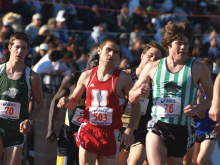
1, 0, 220, 89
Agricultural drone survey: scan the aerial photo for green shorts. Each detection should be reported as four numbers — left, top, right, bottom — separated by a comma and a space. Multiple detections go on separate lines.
0, 127, 24, 148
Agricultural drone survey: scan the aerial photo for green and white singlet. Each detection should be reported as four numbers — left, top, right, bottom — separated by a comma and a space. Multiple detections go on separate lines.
0, 63, 32, 132
152, 57, 198, 126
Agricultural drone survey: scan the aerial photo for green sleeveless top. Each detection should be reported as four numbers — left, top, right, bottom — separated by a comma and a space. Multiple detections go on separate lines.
0, 63, 32, 131
152, 57, 198, 126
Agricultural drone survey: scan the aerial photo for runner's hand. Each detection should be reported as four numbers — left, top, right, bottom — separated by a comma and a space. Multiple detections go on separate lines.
138, 84, 150, 96
20, 119, 31, 134
121, 128, 134, 147
212, 123, 220, 136
46, 130, 58, 143
209, 104, 220, 122
183, 105, 196, 117
57, 97, 69, 108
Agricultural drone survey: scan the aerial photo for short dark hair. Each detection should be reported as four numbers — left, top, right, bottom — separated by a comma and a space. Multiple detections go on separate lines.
9, 32, 30, 49
99, 36, 122, 59
49, 50, 63, 61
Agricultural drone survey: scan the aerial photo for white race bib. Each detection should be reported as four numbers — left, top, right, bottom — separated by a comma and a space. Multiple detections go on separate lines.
0, 100, 21, 119
126, 97, 149, 115
156, 97, 181, 117
71, 108, 84, 126
89, 107, 113, 125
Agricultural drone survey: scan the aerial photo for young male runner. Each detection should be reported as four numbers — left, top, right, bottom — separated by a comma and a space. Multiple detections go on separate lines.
129, 21, 213, 165
46, 44, 99, 165
0, 32, 44, 165
117, 41, 166, 165
58, 37, 139, 165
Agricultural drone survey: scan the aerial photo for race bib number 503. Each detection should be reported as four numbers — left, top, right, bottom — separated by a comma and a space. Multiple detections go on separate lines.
0, 100, 21, 119
89, 107, 113, 125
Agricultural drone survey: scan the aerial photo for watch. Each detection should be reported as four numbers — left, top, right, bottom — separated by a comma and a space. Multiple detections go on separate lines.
28, 119, 34, 125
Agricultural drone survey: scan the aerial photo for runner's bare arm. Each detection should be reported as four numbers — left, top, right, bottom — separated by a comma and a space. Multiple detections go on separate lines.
209, 74, 220, 122
57, 70, 90, 110
46, 74, 77, 142
20, 71, 44, 134
196, 63, 213, 113
196, 87, 205, 119
120, 72, 140, 146
184, 63, 213, 117
129, 62, 154, 104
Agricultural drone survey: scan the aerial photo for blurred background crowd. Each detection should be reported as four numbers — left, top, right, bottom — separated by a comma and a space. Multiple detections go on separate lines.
1, 0, 220, 83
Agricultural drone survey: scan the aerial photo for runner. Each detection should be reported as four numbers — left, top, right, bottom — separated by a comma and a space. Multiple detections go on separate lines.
57, 37, 139, 165
129, 21, 213, 165
0, 32, 44, 165
46, 44, 99, 165
117, 41, 166, 165
192, 58, 220, 165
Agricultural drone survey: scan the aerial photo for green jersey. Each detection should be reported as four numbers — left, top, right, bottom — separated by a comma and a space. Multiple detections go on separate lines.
151, 57, 198, 125
0, 63, 32, 131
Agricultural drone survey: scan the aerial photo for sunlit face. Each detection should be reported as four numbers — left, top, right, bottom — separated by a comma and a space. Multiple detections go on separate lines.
8, 39, 29, 62
98, 41, 120, 66
141, 47, 163, 62
168, 36, 189, 61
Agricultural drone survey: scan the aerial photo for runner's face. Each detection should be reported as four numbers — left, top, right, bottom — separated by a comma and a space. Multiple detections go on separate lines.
142, 48, 163, 62
98, 42, 120, 66
168, 36, 189, 61
8, 39, 29, 63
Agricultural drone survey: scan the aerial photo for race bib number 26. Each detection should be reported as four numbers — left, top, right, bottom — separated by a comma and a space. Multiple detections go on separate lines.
71, 108, 84, 126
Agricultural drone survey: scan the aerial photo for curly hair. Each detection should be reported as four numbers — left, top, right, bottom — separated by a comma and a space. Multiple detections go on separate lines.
161, 21, 193, 53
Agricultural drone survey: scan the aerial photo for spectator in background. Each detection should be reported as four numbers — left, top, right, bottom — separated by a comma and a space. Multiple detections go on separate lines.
0, 22, 14, 40
2, 12, 23, 32
47, 18, 59, 39
67, 39, 81, 60
130, 37, 143, 62
129, 23, 146, 49
132, 6, 145, 30
0, 49, 10, 64
11, 14, 23, 32
62, 50, 79, 73
24, 13, 42, 46
76, 49, 88, 70
119, 33, 133, 62
31, 43, 49, 67
83, 4, 102, 31
213, 55, 220, 75
87, 22, 108, 49
208, 37, 219, 62
173, 1, 188, 22
33, 24, 51, 47
117, 4, 133, 33
203, 29, 220, 49
119, 56, 130, 69
56, 10, 69, 44
33, 41, 58, 73
33, 50, 64, 88
0, 31, 9, 56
